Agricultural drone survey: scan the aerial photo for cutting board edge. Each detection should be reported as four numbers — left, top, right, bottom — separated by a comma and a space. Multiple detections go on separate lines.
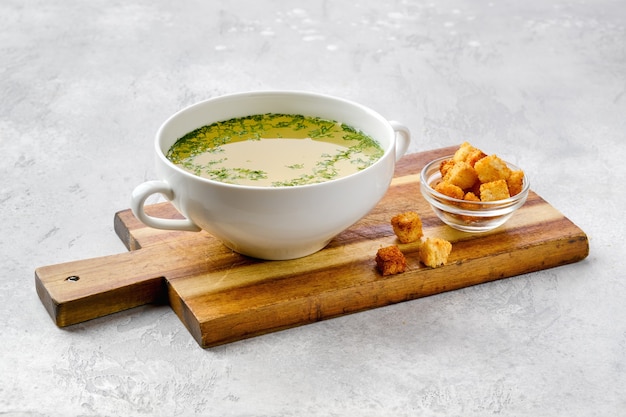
190, 231, 589, 348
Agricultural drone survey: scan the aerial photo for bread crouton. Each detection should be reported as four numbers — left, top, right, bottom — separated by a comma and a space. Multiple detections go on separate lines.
439, 158, 455, 178
453, 141, 487, 167
375, 245, 407, 276
480, 179, 511, 201
463, 192, 481, 202
391, 211, 423, 243
474, 154, 511, 183
419, 237, 452, 268
507, 170, 525, 196
436, 142, 525, 204
460, 191, 482, 213
434, 181, 464, 200
443, 160, 478, 190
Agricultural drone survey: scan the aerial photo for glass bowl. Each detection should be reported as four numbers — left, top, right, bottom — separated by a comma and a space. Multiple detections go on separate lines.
420, 155, 530, 233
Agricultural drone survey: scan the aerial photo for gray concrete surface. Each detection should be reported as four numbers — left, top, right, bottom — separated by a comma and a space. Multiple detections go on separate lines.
1, 0, 624, 415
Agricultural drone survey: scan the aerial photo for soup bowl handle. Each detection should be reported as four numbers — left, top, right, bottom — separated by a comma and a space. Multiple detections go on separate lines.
130, 181, 202, 232
390, 121, 411, 161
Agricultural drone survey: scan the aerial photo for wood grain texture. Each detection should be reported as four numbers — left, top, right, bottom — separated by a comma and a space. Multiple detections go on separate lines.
35, 146, 589, 347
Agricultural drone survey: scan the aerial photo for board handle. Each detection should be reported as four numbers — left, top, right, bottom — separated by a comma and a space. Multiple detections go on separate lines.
35, 248, 168, 327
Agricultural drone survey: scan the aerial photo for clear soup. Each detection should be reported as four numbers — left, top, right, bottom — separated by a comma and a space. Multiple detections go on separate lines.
166, 113, 384, 187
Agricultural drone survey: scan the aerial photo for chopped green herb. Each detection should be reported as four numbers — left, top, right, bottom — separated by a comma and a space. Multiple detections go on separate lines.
167, 113, 383, 187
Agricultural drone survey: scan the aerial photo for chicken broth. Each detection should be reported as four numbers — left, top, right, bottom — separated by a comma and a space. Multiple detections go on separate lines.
166, 113, 384, 187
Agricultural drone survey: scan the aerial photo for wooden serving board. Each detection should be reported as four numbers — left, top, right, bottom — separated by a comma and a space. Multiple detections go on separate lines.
35, 146, 589, 348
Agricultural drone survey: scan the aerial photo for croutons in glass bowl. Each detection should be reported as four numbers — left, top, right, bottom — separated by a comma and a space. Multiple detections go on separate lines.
420, 142, 530, 233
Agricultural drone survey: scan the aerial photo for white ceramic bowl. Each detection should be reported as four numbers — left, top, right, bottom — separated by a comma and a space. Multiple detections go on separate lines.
131, 91, 411, 260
